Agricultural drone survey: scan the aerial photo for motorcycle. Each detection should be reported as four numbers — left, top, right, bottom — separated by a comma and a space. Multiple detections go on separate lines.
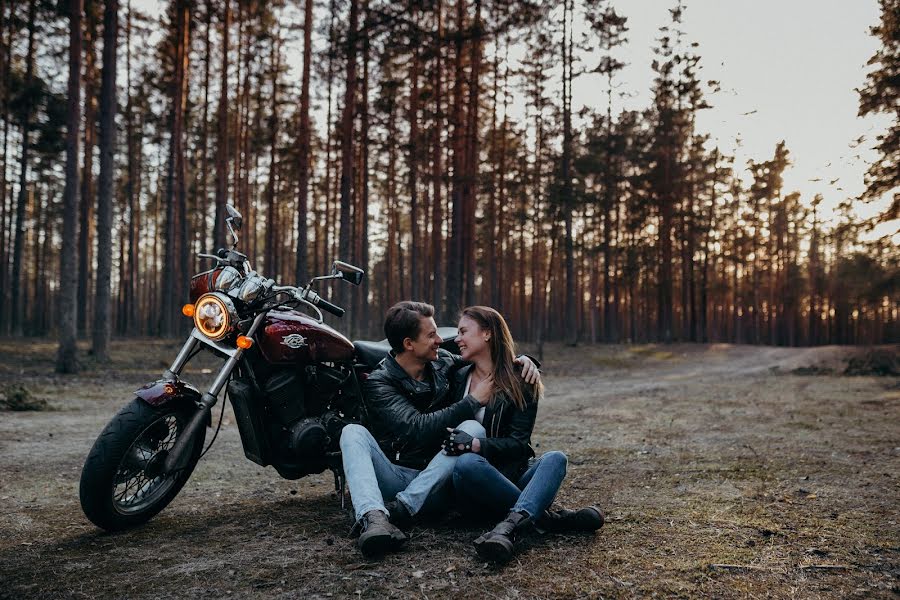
79, 205, 458, 532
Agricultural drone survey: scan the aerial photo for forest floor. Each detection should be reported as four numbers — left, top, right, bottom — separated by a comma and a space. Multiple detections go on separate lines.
0, 338, 898, 599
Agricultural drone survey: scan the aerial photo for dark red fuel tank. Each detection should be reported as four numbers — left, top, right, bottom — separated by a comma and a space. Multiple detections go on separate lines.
257, 308, 355, 364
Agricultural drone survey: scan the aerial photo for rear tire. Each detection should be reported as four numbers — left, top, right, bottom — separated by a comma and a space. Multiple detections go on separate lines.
79, 397, 206, 531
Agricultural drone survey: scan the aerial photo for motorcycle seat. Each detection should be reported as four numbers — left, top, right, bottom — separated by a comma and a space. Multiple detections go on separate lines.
353, 340, 391, 369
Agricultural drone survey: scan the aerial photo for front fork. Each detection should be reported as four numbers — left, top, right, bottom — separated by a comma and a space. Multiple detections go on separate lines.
163, 312, 267, 472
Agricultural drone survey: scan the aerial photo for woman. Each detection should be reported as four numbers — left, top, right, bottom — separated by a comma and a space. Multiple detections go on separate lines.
443, 306, 604, 563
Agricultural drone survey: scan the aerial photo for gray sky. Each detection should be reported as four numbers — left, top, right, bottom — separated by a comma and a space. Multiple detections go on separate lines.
574, 0, 894, 238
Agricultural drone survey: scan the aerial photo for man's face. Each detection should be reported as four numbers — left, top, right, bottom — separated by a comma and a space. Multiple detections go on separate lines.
403, 316, 443, 363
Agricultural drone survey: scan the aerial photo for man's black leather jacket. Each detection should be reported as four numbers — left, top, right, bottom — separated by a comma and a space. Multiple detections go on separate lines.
362, 349, 481, 469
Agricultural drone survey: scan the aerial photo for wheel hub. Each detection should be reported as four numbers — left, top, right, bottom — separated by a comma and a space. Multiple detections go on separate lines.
143, 450, 169, 479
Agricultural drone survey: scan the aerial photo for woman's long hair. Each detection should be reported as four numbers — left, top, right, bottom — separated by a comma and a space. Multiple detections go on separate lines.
460, 306, 542, 410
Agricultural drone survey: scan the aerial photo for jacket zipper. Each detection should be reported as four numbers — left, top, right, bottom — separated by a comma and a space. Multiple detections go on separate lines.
492, 403, 503, 438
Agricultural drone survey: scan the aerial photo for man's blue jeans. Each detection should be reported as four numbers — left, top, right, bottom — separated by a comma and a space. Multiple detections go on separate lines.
339, 420, 487, 522
452, 450, 568, 520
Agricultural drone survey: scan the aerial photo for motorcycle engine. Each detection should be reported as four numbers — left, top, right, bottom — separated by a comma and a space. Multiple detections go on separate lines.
284, 418, 329, 466
262, 366, 357, 479
264, 370, 305, 423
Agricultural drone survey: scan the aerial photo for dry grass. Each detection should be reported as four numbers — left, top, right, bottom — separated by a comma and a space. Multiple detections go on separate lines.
0, 339, 897, 599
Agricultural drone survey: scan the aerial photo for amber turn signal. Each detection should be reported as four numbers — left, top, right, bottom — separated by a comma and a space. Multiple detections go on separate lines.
236, 335, 254, 349
182, 304, 195, 317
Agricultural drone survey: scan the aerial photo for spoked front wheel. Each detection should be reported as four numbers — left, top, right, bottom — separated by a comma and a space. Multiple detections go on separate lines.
79, 398, 206, 531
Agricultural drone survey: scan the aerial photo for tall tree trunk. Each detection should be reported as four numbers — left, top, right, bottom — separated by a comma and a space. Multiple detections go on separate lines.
161, 0, 189, 336
357, 0, 370, 335
231, 1, 245, 250
658, 157, 674, 343
430, 0, 444, 313
602, 111, 614, 341
446, 0, 466, 321
487, 43, 499, 308
79, 2, 98, 335
295, 0, 312, 285
561, 0, 577, 345
29, 184, 43, 331
407, 9, 421, 299
197, 0, 212, 257
462, 0, 482, 306
213, 0, 231, 250
496, 48, 509, 311
320, 0, 337, 275
808, 203, 820, 345
38, 191, 53, 332
699, 151, 718, 343
175, 5, 190, 319
10, 0, 37, 336
0, 0, 13, 333
386, 89, 398, 303
264, 32, 281, 276
92, 0, 118, 360
318, 1, 337, 276
337, 0, 359, 311
123, 0, 140, 333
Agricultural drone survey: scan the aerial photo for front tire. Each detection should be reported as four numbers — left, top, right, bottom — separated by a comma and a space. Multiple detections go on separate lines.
79, 397, 206, 531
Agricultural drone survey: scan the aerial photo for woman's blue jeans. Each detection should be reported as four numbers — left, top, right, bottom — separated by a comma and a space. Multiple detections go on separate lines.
452, 450, 568, 520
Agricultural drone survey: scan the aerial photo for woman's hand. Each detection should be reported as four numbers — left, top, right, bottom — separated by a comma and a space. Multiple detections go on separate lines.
471, 374, 494, 406
514, 356, 541, 385
443, 428, 481, 455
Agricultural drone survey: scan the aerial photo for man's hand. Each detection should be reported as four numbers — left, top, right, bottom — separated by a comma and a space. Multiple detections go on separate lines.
514, 356, 541, 385
443, 428, 480, 455
471, 374, 494, 406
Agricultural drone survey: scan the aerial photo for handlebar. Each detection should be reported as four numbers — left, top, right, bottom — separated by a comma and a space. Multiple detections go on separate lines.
306, 292, 345, 317
269, 285, 345, 319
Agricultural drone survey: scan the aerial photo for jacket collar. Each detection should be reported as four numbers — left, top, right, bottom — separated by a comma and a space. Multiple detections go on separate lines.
380, 351, 451, 406
382, 351, 435, 394
452, 363, 475, 398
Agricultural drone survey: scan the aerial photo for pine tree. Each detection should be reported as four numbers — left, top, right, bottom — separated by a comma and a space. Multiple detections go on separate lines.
10, 0, 37, 336
858, 0, 899, 220
92, 0, 118, 360
337, 0, 359, 312
295, 0, 312, 285
57, 0, 83, 373
161, 0, 190, 336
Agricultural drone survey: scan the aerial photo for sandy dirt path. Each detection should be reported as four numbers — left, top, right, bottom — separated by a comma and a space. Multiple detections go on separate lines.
0, 340, 897, 599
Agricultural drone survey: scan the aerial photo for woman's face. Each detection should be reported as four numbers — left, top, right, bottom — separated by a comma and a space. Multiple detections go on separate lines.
456, 315, 490, 362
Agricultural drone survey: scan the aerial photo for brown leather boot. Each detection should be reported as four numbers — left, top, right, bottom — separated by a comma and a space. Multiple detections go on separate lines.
357, 510, 408, 558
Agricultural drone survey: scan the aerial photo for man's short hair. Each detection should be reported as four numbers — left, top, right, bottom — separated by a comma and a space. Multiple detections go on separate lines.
384, 301, 435, 353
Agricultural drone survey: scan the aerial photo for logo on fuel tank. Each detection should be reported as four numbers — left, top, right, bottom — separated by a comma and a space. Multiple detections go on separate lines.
282, 334, 308, 349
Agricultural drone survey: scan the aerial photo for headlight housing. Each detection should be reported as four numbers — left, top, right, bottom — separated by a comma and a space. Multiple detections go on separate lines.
193, 293, 237, 341
213, 266, 243, 293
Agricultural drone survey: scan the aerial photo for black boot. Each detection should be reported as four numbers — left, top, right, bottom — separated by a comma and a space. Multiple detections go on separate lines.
357, 510, 408, 558
473, 510, 532, 564
537, 506, 605, 533
383, 499, 414, 529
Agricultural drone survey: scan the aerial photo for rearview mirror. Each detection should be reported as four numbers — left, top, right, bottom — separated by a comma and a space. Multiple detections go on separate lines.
226, 205, 243, 230
332, 260, 365, 285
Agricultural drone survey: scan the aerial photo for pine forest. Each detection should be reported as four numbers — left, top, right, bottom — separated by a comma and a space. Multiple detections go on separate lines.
0, 0, 897, 373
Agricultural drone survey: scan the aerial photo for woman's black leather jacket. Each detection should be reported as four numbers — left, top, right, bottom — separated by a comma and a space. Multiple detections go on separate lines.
452, 364, 539, 482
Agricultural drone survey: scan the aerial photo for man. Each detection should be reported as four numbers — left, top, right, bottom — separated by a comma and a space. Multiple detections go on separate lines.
339, 301, 539, 557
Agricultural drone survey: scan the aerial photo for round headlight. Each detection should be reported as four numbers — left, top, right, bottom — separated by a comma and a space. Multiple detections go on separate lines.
193, 293, 237, 340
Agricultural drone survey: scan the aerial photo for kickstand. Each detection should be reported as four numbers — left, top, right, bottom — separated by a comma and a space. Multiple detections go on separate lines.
333, 470, 346, 510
